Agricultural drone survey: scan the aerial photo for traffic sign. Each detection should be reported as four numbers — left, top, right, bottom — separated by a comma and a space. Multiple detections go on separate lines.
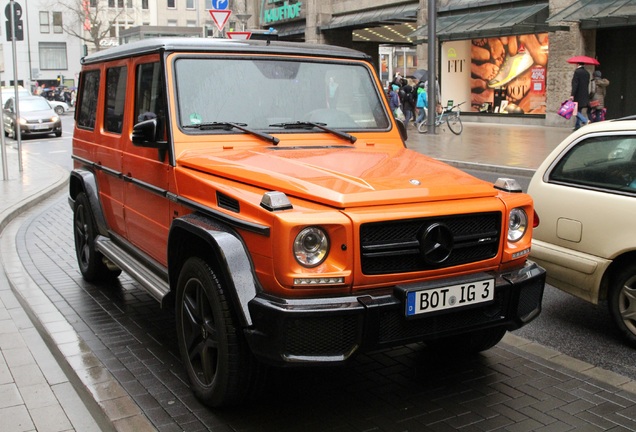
5, 2, 22, 20
226, 32, 251, 40
209, 10, 232, 32
210, 0, 229, 10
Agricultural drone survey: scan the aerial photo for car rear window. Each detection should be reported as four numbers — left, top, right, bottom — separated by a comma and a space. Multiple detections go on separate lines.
550, 135, 636, 192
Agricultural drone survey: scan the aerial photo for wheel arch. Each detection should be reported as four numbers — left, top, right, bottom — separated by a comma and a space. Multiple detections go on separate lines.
600, 250, 636, 300
68, 169, 109, 236
168, 214, 261, 328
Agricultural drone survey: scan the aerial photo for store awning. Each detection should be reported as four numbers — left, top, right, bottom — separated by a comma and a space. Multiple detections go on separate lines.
409, 4, 564, 43
274, 20, 306, 37
321, 3, 419, 31
547, 0, 636, 29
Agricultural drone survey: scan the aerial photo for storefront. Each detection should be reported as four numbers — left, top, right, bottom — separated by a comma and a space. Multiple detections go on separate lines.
408, 2, 562, 121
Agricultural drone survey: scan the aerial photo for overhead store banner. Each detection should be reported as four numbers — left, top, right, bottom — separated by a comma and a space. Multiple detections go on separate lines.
260, 0, 304, 25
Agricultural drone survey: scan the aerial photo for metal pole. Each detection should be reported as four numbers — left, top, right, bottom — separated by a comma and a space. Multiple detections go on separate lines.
427, 0, 437, 134
10, 0, 23, 172
0, 65, 7, 180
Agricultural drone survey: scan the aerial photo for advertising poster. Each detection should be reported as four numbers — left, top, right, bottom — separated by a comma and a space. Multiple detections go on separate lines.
470, 34, 549, 115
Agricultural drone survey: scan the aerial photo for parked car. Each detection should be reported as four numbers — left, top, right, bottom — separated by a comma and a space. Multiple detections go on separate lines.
1, 86, 31, 105
70, 38, 545, 407
3, 96, 62, 138
528, 117, 636, 346
45, 97, 69, 115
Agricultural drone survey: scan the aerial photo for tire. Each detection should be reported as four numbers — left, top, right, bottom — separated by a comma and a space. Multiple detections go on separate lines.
73, 192, 121, 281
426, 327, 506, 355
446, 113, 463, 135
608, 263, 636, 346
54, 106, 64, 115
417, 120, 428, 134
176, 256, 263, 407
55, 131, 62, 137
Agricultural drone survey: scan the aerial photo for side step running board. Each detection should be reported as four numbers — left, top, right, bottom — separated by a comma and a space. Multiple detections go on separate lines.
95, 236, 170, 304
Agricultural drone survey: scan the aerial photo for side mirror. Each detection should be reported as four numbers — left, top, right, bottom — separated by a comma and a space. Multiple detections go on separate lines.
132, 118, 168, 161
132, 118, 159, 145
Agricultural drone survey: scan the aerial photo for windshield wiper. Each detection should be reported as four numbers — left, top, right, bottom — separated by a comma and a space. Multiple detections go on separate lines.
183, 122, 280, 145
269, 121, 357, 143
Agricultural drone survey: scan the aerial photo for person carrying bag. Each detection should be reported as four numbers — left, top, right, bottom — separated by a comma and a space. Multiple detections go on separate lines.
589, 70, 610, 122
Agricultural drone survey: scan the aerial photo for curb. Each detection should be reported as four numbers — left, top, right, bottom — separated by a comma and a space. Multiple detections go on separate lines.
0, 152, 156, 431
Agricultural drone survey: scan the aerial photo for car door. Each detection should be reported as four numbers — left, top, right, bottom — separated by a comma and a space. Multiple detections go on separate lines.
121, 56, 171, 265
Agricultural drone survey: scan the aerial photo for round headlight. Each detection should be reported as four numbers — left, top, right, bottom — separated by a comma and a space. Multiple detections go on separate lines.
294, 227, 329, 267
508, 208, 528, 242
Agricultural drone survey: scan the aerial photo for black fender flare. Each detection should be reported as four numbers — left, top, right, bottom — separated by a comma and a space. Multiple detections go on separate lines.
168, 214, 261, 327
68, 169, 109, 236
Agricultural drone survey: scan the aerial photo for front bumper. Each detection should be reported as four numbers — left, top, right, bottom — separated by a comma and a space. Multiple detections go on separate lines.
22, 122, 61, 135
246, 260, 545, 365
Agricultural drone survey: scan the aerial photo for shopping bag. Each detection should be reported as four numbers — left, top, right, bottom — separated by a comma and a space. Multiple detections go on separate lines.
557, 100, 577, 120
393, 107, 405, 121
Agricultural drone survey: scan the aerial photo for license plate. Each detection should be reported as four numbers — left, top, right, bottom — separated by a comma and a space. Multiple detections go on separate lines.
406, 278, 494, 316
31, 124, 48, 130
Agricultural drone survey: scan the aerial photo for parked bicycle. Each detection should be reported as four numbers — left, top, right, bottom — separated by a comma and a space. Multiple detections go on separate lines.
417, 101, 465, 135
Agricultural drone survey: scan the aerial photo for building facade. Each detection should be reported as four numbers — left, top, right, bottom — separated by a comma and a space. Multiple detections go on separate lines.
2, 0, 634, 127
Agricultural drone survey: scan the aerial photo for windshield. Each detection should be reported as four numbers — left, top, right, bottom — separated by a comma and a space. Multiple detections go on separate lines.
174, 57, 390, 132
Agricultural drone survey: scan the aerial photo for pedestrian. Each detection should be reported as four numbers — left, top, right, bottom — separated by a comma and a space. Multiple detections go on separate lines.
589, 70, 609, 123
415, 83, 428, 124
389, 84, 403, 120
401, 79, 417, 126
570, 62, 590, 130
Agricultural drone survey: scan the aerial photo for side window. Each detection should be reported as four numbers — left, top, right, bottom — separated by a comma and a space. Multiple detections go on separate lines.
135, 62, 166, 139
104, 66, 127, 134
77, 70, 100, 130
550, 136, 636, 192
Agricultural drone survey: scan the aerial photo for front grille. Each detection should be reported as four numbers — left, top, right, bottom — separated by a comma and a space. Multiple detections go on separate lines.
285, 315, 359, 357
360, 212, 501, 275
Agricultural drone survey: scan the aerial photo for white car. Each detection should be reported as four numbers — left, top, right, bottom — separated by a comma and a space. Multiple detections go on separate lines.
44, 98, 69, 115
528, 117, 636, 346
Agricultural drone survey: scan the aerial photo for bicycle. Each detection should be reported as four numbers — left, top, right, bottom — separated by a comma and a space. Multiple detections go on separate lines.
417, 101, 465, 135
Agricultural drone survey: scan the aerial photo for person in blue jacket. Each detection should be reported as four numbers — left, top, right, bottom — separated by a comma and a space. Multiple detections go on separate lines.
389, 84, 400, 116
415, 84, 428, 124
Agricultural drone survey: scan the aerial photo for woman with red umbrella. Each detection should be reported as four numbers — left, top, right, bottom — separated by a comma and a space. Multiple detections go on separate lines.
569, 61, 591, 130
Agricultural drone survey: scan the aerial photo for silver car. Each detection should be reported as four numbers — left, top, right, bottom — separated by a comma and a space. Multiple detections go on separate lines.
3, 96, 62, 138
528, 117, 636, 346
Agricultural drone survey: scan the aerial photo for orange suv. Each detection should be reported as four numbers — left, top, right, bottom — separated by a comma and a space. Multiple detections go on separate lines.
69, 38, 545, 407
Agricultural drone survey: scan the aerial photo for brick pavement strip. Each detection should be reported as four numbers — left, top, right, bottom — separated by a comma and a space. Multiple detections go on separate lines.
2, 192, 635, 431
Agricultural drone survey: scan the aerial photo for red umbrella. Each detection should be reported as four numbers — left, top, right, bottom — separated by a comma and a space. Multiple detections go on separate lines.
567, 55, 600, 66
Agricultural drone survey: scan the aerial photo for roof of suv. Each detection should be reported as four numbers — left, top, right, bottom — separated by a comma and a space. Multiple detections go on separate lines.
81, 37, 371, 65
